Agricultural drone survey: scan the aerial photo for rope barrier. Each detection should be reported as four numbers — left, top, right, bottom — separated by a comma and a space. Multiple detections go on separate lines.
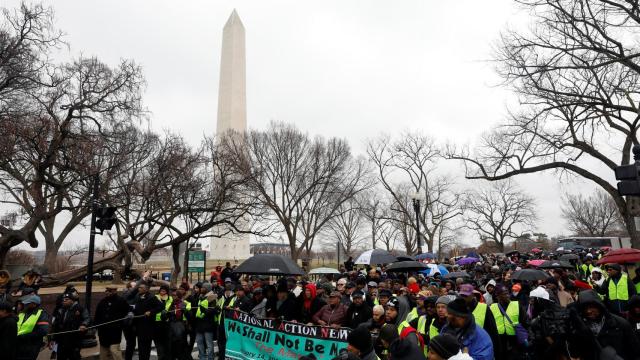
46, 305, 223, 337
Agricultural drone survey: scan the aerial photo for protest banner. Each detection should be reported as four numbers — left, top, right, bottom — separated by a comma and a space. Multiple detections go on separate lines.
224, 309, 350, 360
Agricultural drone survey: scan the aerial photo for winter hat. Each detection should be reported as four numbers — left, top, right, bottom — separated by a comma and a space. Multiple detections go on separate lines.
379, 323, 399, 345
20, 294, 41, 305
436, 295, 455, 305
347, 325, 373, 354
529, 286, 550, 301
201, 282, 212, 292
386, 297, 400, 309
430, 333, 461, 359
458, 284, 474, 296
407, 283, 420, 294
494, 284, 508, 295
447, 298, 471, 317
605, 263, 622, 272
511, 283, 522, 293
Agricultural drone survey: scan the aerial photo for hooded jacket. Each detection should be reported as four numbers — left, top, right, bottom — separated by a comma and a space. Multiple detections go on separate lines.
441, 316, 494, 360
388, 337, 424, 360
570, 290, 640, 360
298, 284, 326, 324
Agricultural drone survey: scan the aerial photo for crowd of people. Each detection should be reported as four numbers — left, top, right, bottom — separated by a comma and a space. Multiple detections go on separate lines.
1, 251, 640, 360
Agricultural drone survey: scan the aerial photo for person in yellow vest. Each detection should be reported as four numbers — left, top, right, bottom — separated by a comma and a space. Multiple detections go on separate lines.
597, 263, 637, 315
169, 287, 191, 360
580, 255, 595, 280
153, 285, 173, 360
458, 284, 501, 360
16, 294, 49, 360
490, 284, 527, 360
410, 295, 438, 358
193, 282, 216, 360
215, 283, 236, 360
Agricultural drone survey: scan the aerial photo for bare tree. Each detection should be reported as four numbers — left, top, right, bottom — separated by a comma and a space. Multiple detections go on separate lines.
360, 190, 392, 250
367, 133, 462, 253
446, 0, 640, 248
463, 180, 537, 252
227, 122, 370, 260
326, 197, 366, 256
562, 189, 624, 237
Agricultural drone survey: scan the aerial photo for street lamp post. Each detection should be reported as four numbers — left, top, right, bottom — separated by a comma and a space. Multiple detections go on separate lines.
411, 195, 422, 255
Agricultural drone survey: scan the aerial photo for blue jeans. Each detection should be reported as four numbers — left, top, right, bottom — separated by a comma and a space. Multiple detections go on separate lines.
195, 331, 215, 360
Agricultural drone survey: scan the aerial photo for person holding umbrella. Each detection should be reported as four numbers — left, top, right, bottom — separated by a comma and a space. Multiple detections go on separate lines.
597, 263, 637, 315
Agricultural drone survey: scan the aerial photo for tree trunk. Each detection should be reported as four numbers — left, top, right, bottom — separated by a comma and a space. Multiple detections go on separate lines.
43, 247, 59, 274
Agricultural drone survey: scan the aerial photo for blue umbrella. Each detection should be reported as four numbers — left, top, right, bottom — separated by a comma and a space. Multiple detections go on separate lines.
415, 253, 436, 260
437, 265, 449, 275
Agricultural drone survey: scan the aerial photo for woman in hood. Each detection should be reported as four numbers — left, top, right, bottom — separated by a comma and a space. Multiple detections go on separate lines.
588, 267, 605, 288
298, 283, 325, 324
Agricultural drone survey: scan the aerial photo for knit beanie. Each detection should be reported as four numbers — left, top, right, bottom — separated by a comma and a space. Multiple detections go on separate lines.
379, 323, 399, 345
202, 282, 212, 292
430, 333, 462, 359
347, 325, 373, 354
446, 298, 471, 317
436, 295, 455, 305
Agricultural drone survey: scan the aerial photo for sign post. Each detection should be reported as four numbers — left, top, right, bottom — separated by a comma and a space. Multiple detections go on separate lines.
188, 250, 207, 282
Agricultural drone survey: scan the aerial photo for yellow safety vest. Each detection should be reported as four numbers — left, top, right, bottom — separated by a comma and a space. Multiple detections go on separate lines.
581, 264, 594, 275
216, 296, 236, 324
417, 315, 428, 335
608, 274, 630, 301
416, 316, 430, 358
636, 282, 640, 294
490, 301, 519, 335
405, 308, 418, 323
428, 318, 440, 339
156, 295, 173, 321
397, 320, 411, 335
17, 309, 43, 336
473, 302, 487, 328
373, 298, 379, 306
195, 299, 208, 319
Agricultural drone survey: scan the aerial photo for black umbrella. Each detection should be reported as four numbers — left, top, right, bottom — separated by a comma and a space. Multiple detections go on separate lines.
506, 250, 520, 256
233, 254, 305, 276
443, 271, 470, 279
354, 249, 398, 265
511, 269, 549, 282
396, 255, 416, 262
386, 261, 428, 272
559, 254, 579, 261
538, 260, 574, 269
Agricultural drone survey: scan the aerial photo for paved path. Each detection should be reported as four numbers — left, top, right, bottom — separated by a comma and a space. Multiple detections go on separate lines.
36, 336, 216, 359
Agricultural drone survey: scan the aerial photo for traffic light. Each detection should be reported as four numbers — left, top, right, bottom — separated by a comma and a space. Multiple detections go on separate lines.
615, 164, 640, 196
95, 206, 117, 233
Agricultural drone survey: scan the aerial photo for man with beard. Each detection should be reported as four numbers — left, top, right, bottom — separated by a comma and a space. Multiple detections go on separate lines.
346, 290, 372, 329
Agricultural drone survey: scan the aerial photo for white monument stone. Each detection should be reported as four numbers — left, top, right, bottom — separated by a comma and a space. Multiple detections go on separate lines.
210, 10, 250, 262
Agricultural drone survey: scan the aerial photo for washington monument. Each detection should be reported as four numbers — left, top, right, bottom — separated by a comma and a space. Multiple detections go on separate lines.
211, 10, 250, 261
216, 9, 246, 134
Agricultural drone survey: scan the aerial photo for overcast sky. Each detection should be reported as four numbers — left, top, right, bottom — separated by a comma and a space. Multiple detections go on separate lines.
7, 0, 603, 249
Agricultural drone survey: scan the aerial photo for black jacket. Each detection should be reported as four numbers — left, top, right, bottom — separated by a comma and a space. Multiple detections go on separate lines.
51, 302, 90, 345
276, 296, 299, 321
132, 292, 163, 332
570, 290, 640, 360
346, 302, 373, 329
297, 296, 326, 324
95, 294, 130, 345
0, 314, 17, 360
